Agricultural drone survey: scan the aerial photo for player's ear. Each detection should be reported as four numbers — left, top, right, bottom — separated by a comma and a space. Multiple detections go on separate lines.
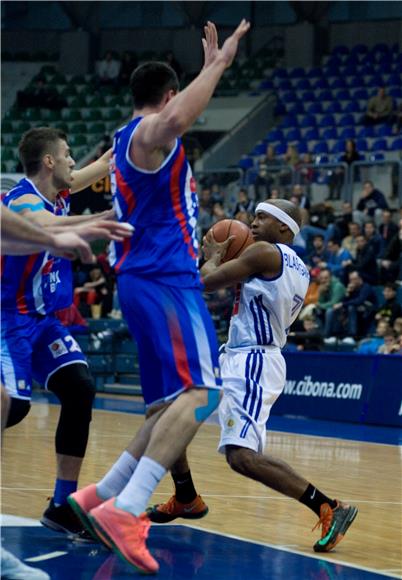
43, 153, 54, 170
165, 89, 177, 104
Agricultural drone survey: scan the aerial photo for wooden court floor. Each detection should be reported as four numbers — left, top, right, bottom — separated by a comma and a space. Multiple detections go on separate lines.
1, 401, 401, 578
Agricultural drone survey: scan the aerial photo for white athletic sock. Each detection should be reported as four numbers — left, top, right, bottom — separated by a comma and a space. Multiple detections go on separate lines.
96, 450, 138, 499
116, 456, 167, 516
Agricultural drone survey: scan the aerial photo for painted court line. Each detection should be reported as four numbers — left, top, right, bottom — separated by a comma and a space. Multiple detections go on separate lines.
183, 523, 401, 580
25, 551, 67, 562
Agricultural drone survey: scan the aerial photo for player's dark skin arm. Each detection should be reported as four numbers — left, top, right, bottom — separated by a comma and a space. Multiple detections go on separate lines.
201, 238, 282, 292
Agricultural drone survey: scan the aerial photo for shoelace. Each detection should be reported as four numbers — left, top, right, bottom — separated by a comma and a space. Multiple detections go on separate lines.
159, 496, 178, 514
312, 505, 334, 536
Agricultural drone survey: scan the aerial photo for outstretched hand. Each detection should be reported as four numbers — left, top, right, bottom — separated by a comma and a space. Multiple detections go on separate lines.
202, 19, 250, 70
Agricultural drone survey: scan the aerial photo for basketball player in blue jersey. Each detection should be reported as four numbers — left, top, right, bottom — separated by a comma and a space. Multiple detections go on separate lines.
68, 19, 250, 574
146, 199, 358, 554
1, 126, 133, 541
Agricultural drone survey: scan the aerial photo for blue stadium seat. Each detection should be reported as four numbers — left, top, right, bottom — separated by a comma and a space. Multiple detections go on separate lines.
369, 152, 385, 161
339, 114, 355, 126
266, 128, 284, 141
357, 125, 375, 138
306, 67, 323, 78
320, 114, 335, 127
371, 138, 388, 151
343, 100, 361, 113
389, 87, 402, 98
327, 56, 342, 68
273, 68, 288, 79
375, 124, 393, 137
297, 141, 309, 154
343, 65, 358, 76
391, 137, 402, 151
295, 78, 311, 90
356, 138, 369, 152
300, 115, 316, 128
318, 89, 333, 101
280, 115, 298, 129
312, 78, 329, 90
288, 102, 304, 115
281, 91, 298, 103
339, 127, 356, 139
366, 75, 384, 87
313, 142, 329, 155
259, 79, 274, 90
275, 142, 287, 155
279, 80, 292, 90
314, 154, 329, 165
332, 140, 346, 154
334, 89, 351, 101
306, 102, 323, 114
388, 73, 401, 86
322, 127, 337, 140
300, 90, 315, 102
304, 127, 319, 140
347, 76, 363, 88
238, 156, 253, 170
286, 128, 302, 141
329, 78, 347, 90
289, 67, 305, 78
325, 101, 342, 114
251, 142, 266, 156
351, 88, 369, 100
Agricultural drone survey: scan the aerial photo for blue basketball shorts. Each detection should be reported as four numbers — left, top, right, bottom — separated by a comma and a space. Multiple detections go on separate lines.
1, 310, 87, 400
117, 274, 222, 405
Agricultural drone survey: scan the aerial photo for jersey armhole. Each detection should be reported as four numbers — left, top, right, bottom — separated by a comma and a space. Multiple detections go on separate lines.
125, 119, 179, 175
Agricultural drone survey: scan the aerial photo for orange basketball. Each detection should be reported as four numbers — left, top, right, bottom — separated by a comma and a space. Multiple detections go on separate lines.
209, 219, 254, 262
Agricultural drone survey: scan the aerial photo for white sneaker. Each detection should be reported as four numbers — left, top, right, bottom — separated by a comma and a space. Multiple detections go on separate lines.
341, 337, 356, 345
324, 337, 337, 344
1, 548, 50, 579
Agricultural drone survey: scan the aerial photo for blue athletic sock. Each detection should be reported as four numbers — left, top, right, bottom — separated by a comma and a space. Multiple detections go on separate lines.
53, 479, 78, 506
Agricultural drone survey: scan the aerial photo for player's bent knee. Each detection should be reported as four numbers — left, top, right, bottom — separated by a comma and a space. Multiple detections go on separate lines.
48, 363, 95, 414
6, 398, 31, 428
225, 445, 255, 476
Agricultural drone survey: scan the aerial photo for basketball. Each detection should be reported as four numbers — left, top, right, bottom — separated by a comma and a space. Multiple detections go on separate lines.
209, 219, 254, 262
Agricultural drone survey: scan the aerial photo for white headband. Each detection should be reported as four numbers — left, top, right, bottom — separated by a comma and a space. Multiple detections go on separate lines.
255, 202, 300, 236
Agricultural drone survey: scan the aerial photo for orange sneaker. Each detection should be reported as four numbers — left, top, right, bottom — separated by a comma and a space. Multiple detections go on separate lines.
313, 500, 358, 552
68, 485, 108, 546
89, 498, 159, 574
146, 495, 209, 523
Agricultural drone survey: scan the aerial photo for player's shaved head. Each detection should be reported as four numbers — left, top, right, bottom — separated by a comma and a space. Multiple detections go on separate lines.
262, 199, 303, 229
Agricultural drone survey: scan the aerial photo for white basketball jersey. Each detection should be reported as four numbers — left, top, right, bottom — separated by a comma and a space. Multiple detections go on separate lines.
226, 244, 310, 350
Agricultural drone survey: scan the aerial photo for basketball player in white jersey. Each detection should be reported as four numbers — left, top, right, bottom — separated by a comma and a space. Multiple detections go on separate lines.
148, 199, 358, 554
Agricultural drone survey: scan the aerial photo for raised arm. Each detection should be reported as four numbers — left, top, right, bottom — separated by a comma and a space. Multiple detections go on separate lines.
70, 148, 112, 194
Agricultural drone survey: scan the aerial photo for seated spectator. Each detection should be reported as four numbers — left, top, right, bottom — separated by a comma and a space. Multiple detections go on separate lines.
268, 187, 281, 199
377, 330, 399, 354
394, 101, 402, 134
354, 180, 389, 227
393, 317, 402, 336
318, 238, 352, 281
96, 51, 121, 88
378, 209, 398, 254
305, 234, 329, 269
341, 221, 361, 260
205, 288, 234, 340
234, 210, 251, 225
254, 162, 273, 201
287, 315, 323, 351
74, 265, 112, 318
364, 220, 384, 257
262, 144, 279, 167
363, 87, 394, 125
315, 268, 346, 337
280, 145, 301, 186
374, 282, 402, 326
210, 182, 224, 204
329, 139, 361, 200
233, 188, 254, 216
211, 202, 227, 224
325, 270, 377, 339
357, 319, 390, 354
299, 267, 320, 320
17, 77, 66, 111
333, 201, 355, 240
55, 304, 89, 336
119, 51, 138, 86
292, 184, 311, 210
164, 50, 183, 80
379, 217, 402, 283
349, 234, 379, 285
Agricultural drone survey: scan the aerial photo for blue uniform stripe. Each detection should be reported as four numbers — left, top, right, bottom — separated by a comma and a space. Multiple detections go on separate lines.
257, 296, 274, 345
248, 352, 263, 417
243, 352, 253, 410
240, 417, 252, 439
254, 298, 268, 345
249, 301, 263, 345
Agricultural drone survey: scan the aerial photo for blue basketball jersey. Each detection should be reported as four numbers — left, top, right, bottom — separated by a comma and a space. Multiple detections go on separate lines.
109, 117, 201, 288
1, 178, 73, 315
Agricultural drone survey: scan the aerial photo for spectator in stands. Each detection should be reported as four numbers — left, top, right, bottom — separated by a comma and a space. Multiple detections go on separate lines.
119, 51, 138, 86
374, 282, 402, 326
55, 304, 89, 336
268, 187, 281, 199
341, 222, 361, 259
333, 201, 355, 240
164, 50, 183, 80
74, 264, 112, 318
379, 217, 402, 283
364, 220, 384, 257
299, 153, 314, 189
315, 268, 346, 337
211, 202, 227, 224
204, 288, 233, 340
357, 319, 390, 354
280, 145, 300, 186
363, 87, 394, 125
17, 77, 66, 111
318, 238, 352, 281
350, 234, 379, 285
262, 144, 278, 168
298, 267, 320, 320
287, 315, 323, 352
96, 51, 121, 88
378, 209, 398, 254
394, 101, 402, 134
305, 234, 329, 269
325, 270, 377, 340
291, 184, 311, 210
233, 188, 254, 216
354, 180, 388, 226
210, 182, 224, 204
254, 162, 272, 201
378, 330, 399, 354
393, 317, 402, 339
328, 140, 361, 201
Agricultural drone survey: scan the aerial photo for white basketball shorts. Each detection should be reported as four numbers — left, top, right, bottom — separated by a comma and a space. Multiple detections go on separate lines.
218, 347, 286, 454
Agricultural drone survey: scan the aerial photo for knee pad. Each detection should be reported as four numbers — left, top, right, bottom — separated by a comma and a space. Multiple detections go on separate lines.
48, 363, 96, 457
6, 398, 31, 428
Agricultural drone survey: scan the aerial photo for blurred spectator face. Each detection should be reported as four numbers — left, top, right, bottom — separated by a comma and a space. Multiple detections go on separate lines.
394, 318, 402, 334
345, 140, 355, 153
269, 188, 280, 199
318, 269, 331, 287
289, 195, 300, 206
378, 87, 386, 98
356, 235, 367, 250
376, 320, 390, 336
383, 285, 397, 301
302, 153, 312, 163
292, 184, 303, 197
199, 187, 211, 206
342, 201, 353, 214
348, 271, 363, 288
212, 202, 225, 218
326, 240, 340, 254
348, 222, 361, 237
362, 181, 374, 196
258, 163, 268, 177
381, 209, 392, 224
303, 318, 316, 331
266, 145, 275, 159
312, 235, 325, 250
89, 267, 102, 281
234, 210, 250, 225
238, 189, 248, 203
364, 222, 376, 237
